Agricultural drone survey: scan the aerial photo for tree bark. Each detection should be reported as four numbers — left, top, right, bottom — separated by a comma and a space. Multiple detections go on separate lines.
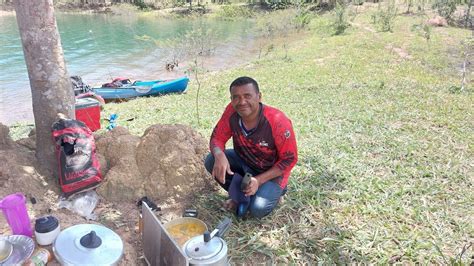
465, 0, 473, 28
13, 0, 75, 177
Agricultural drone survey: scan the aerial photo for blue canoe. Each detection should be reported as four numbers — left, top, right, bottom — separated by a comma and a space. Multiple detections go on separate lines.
92, 76, 189, 101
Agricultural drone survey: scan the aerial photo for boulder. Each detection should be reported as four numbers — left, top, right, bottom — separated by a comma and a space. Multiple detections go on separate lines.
427, 16, 448, 27
96, 124, 209, 203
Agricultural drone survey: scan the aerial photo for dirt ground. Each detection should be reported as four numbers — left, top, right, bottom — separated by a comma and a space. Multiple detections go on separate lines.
0, 123, 212, 265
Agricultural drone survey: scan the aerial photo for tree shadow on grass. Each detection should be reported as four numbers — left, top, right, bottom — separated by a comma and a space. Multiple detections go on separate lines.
195, 155, 363, 264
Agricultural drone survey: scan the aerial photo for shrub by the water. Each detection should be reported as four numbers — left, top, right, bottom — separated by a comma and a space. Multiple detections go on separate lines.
333, 3, 350, 35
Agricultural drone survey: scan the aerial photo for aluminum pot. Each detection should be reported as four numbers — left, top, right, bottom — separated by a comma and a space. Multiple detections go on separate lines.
182, 217, 232, 266
53, 224, 123, 266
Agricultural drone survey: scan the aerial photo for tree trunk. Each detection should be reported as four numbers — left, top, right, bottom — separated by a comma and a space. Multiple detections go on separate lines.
13, 0, 75, 177
465, 0, 473, 28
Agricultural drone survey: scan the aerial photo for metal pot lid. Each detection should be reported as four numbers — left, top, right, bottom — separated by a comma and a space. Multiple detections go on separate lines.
53, 224, 123, 265
184, 235, 225, 260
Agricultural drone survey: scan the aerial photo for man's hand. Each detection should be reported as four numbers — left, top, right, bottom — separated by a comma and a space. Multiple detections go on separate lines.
243, 177, 259, 196
212, 152, 234, 184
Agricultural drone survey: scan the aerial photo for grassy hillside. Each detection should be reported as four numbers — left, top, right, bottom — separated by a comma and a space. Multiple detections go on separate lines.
53, 4, 474, 264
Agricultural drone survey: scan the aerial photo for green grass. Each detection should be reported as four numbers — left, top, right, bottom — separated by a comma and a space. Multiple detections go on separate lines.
100, 6, 473, 264
11, 5, 472, 264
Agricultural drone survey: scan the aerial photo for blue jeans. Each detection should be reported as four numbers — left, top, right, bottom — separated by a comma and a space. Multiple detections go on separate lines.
204, 149, 286, 218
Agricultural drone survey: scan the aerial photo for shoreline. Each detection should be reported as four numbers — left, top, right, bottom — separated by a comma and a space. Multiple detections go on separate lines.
0, 3, 232, 17
1, 23, 267, 128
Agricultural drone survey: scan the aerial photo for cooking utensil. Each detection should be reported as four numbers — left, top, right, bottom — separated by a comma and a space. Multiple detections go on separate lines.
164, 217, 208, 247
0, 235, 34, 266
142, 202, 189, 265
53, 224, 123, 265
0, 239, 13, 263
183, 217, 232, 266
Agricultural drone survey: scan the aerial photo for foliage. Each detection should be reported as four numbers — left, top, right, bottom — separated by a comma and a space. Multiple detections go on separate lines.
185, 58, 205, 125
333, 2, 350, 35
411, 22, 432, 41
168, 0, 187, 7
371, 1, 398, 32
134, 24, 218, 72
182, 26, 219, 57
254, 10, 297, 58
432, 0, 458, 21
294, 8, 313, 30
261, 0, 293, 10
404, 0, 414, 13
215, 5, 255, 19
133, 0, 151, 10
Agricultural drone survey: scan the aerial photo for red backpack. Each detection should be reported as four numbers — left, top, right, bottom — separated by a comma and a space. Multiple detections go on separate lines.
52, 118, 102, 198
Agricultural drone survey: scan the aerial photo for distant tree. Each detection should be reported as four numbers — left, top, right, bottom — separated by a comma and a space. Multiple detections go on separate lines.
13, 0, 75, 176
465, 0, 473, 27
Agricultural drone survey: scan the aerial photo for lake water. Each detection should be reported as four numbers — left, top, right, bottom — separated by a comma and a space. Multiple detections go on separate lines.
0, 13, 256, 125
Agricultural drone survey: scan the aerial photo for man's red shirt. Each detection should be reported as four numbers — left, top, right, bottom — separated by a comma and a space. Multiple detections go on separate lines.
210, 103, 298, 188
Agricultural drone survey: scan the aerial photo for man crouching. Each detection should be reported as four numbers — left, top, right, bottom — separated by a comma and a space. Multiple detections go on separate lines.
205, 76, 298, 218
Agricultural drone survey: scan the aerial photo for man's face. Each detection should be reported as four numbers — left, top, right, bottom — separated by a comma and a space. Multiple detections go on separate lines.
230, 83, 261, 119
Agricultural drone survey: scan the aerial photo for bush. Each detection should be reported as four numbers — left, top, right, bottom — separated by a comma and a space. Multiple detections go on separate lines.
333, 3, 350, 35
371, 1, 398, 32
411, 22, 432, 41
133, 0, 151, 10
216, 5, 255, 19
432, 0, 458, 21
294, 9, 312, 29
262, 0, 292, 10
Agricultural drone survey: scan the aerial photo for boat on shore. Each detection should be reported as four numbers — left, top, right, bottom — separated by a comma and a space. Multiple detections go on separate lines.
92, 77, 189, 102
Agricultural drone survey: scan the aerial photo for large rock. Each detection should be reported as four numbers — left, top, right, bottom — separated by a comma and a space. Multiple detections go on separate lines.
96, 124, 209, 203
427, 16, 448, 27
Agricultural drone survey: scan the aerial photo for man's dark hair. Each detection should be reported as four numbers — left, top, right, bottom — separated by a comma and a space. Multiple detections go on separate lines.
229, 76, 259, 94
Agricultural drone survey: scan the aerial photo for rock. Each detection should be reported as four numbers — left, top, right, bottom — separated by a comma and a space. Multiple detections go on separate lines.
28, 128, 36, 137
96, 124, 209, 204
97, 156, 144, 202
96, 153, 109, 177
16, 135, 36, 150
427, 16, 448, 27
136, 124, 208, 199
0, 123, 15, 148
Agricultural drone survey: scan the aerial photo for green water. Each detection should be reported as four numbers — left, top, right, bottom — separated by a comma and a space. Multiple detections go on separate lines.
0, 13, 255, 125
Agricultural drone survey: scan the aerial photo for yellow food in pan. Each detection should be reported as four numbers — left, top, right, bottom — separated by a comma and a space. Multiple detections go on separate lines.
167, 222, 207, 246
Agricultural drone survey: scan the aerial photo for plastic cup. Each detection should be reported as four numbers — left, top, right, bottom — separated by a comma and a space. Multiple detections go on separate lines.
0, 193, 33, 237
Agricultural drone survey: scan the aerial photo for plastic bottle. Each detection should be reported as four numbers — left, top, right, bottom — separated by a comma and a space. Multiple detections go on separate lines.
23, 248, 52, 266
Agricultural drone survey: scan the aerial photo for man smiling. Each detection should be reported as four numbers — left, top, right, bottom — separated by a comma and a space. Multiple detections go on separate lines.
205, 76, 298, 218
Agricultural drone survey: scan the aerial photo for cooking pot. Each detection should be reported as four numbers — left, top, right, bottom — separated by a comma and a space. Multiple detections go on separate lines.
53, 224, 123, 266
164, 217, 208, 247
183, 217, 232, 266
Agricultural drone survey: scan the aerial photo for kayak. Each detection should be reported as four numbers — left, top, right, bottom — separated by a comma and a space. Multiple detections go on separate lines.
92, 77, 189, 101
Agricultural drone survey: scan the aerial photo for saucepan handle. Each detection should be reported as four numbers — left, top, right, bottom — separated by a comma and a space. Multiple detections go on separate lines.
215, 217, 232, 238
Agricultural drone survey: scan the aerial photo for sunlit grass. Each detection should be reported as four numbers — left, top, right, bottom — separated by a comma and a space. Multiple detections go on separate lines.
101, 6, 473, 264
11, 5, 473, 264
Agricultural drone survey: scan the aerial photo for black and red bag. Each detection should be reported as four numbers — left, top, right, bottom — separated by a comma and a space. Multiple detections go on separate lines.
52, 118, 102, 198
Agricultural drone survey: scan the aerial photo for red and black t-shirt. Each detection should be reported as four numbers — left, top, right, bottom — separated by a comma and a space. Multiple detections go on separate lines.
210, 103, 298, 188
